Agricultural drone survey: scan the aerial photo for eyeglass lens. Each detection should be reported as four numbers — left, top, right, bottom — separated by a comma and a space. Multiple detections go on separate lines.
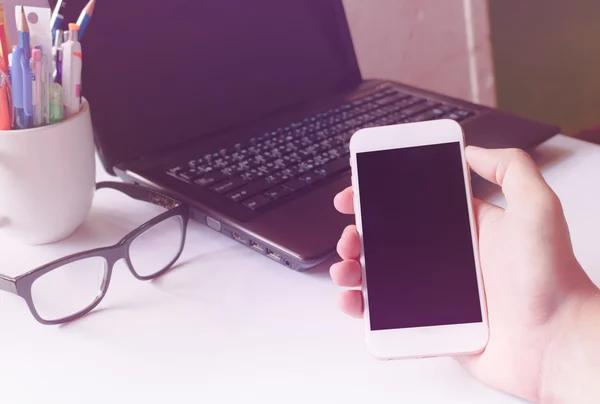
30, 256, 108, 322
28, 215, 185, 322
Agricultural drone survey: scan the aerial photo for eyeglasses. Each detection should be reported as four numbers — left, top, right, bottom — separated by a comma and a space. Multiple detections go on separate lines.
0, 181, 190, 325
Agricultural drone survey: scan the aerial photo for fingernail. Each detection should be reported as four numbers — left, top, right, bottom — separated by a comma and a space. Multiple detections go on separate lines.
466, 145, 484, 152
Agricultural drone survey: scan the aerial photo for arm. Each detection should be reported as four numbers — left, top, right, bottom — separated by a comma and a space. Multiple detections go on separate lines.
0, 274, 15, 293
541, 291, 600, 404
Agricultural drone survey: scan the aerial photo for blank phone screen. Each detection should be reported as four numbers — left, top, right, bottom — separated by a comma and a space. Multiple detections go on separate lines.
357, 142, 483, 331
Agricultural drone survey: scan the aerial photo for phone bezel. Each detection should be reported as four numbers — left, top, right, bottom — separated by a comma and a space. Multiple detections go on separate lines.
349, 119, 489, 360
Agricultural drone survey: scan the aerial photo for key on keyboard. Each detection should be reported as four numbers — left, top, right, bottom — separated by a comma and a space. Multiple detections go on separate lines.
166, 87, 477, 211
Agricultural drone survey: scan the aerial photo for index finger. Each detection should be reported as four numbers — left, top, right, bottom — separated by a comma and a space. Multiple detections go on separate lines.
334, 186, 354, 215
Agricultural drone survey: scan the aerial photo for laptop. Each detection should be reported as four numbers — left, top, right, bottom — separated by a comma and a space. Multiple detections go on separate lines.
67, 0, 560, 271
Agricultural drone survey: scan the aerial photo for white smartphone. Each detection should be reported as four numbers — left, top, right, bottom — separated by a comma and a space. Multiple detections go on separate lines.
349, 119, 489, 360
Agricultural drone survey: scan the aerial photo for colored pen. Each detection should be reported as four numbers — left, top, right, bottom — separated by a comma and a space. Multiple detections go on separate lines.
21, 47, 33, 128
33, 45, 48, 124
53, 29, 64, 84
0, 1, 10, 76
49, 82, 63, 123
11, 46, 25, 129
50, 0, 67, 39
76, 0, 95, 40
32, 48, 43, 126
62, 23, 82, 117
0, 55, 10, 128
18, 6, 30, 62
0, 71, 10, 130
35, 45, 51, 125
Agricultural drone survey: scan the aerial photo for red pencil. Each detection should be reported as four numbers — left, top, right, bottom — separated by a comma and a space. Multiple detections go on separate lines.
0, 1, 10, 75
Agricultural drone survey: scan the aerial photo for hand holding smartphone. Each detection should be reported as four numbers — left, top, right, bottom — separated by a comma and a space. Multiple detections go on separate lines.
349, 119, 489, 360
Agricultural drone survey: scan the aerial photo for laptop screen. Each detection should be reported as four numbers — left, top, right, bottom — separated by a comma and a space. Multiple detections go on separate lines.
59, 0, 361, 171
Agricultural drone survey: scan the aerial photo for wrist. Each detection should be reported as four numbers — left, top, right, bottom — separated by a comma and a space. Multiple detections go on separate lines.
540, 288, 600, 404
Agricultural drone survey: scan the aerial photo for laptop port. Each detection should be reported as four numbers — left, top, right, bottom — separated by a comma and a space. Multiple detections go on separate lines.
249, 240, 265, 253
232, 232, 247, 244
266, 249, 282, 262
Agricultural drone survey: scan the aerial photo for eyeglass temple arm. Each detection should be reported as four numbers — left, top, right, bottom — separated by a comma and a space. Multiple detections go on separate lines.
0, 274, 16, 294
96, 181, 181, 210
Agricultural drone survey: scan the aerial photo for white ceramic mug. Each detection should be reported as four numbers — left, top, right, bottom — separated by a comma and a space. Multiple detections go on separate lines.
0, 99, 96, 245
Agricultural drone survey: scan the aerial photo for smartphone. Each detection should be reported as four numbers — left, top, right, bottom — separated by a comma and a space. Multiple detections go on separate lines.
349, 119, 489, 360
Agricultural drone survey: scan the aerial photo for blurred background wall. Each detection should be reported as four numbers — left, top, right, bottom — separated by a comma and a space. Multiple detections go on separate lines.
489, 0, 600, 136
342, 0, 496, 106
343, 0, 600, 137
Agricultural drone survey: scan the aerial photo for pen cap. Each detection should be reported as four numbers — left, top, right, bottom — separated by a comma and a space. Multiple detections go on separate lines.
68, 23, 79, 42
32, 48, 42, 62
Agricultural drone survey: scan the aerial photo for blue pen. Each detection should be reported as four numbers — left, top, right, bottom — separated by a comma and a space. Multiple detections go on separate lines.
11, 46, 25, 129
53, 30, 64, 85
76, 0, 96, 40
18, 7, 30, 62
50, 0, 67, 39
21, 49, 33, 128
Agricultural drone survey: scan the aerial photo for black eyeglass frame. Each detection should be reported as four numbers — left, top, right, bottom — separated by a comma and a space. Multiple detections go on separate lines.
0, 181, 190, 325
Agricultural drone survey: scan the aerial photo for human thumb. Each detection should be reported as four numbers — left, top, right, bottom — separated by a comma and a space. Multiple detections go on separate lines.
465, 146, 554, 209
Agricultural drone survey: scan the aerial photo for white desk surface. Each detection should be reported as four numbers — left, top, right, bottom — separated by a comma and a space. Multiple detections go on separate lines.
0, 134, 599, 404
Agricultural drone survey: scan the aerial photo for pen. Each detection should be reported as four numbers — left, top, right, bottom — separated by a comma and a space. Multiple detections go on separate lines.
50, 0, 67, 39
49, 82, 63, 123
0, 71, 10, 130
18, 6, 30, 62
32, 46, 47, 116
36, 45, 51, 125
21, 47, 33, 128
0, 1, 10, 75
53, 29, 64, 84
10, 46, 25, 129
32, 48, 43, 126
62, 23, 82, 118
17, 7, 32, 127
76, 0, 95, 41
0, 55, 11, 127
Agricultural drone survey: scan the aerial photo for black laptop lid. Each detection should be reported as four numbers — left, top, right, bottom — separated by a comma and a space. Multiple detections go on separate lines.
58, 0, 362, 173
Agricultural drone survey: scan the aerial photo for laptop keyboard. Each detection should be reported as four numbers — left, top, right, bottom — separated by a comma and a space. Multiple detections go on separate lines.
166, 87, 476, 212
